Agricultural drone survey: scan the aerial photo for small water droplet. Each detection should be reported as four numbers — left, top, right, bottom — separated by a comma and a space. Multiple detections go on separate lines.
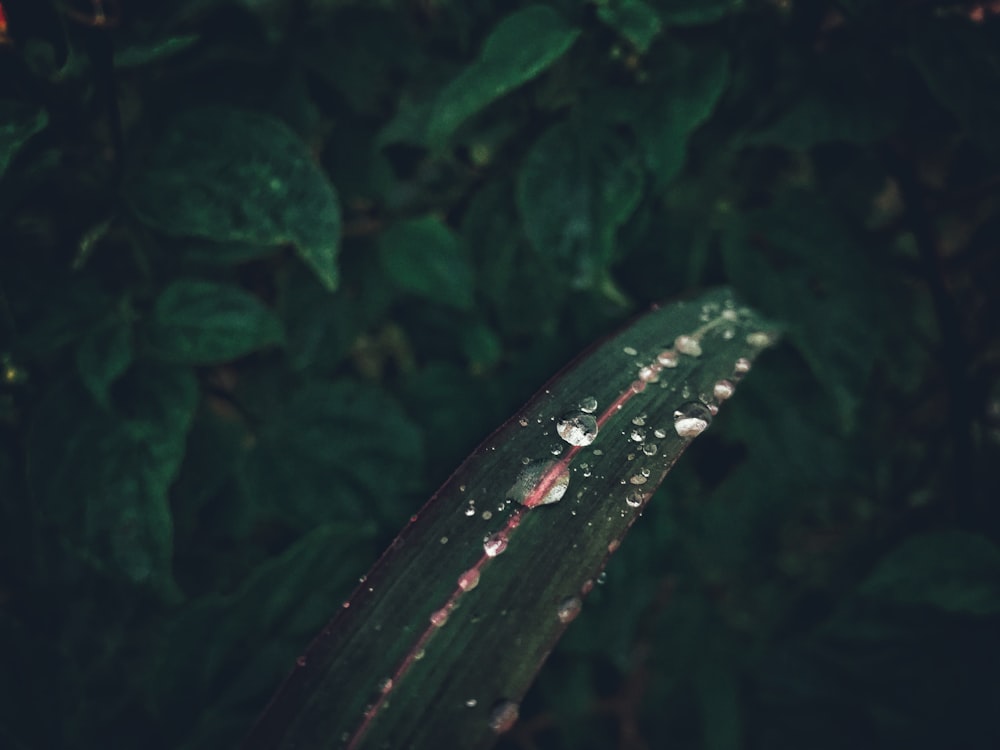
430, 608, 449, 627
597, 571, 608, 585
608, 539, 620, 553
630, 379, 646, 393
581, 579, 595, 594
713, 379, 735, 401
638, 365, 660, 382
623, 346, 638, 356
508, 459, 571, 507
556, 412, 599, 446
296, 656, 306, 667
579, 461, 592, 478
722, 308, 739, 321
592, 448, 603, 456
626, 489, 645, 507
556, 596, 583, 624
464, 505, 476, 517
673, 401, 712, 437
483, 533, 508, 557
657, 350, 679, 368
458, 568, 481, 591
550, 442, 564, 456
488, 700, 520, 734
518, 416, 529, 427
465, 698, 478, 708
653, 427, 667, 439
642, 443, 658, 456
378, 677, 393, 694
722, 327, 735, 340
414, 648, 426, 660
632, 414, 646, 426
674, 334, 702, 356
578, 396, 598, 413
630, 427, 645, 442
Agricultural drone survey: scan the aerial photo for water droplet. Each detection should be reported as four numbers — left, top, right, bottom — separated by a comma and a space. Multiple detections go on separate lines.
653, 427, 667, 439
296, 656, 307, 667
626, 489, 644, 507
581, 579, 595, 595
556, 412, 599, 446
464, 505, 476, 517
465, 698, 478, 708
518, 416, 529, 427
632, 414, 646, 426
722, 328, 735, 340
458, 568, 481, 591
579, 462, 592, 478
623, 346, 638, 356
713, 379, 735, 401
430, 608, 449, 627
630, 427, 645, 442
657, 350, 679, 368
556, 596, 583, 624
630, 379, 646, 393
722, 308, 739, 321
597, 571, 608, 585
507, 459, 571, 507
488, 700, 520, 734
608, 539, 620, 553
642, 443, 658, 456
673, 401, 712, 437
550, 442, 564, 456
578, 396, 598, 413
483, 533, 508, 557
378, 677, 393, 694
629, 472, 647, 485
638, 365, 660, 382
674, 334, 702, 357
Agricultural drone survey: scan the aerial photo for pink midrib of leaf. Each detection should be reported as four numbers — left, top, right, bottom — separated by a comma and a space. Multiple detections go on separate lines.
344, 357, 657, 749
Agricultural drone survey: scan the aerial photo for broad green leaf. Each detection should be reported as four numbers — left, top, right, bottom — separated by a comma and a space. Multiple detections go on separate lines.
635, 41, 729, 188
127, 107, 341, 290
0, 101, 48, 179
147, 280, 284, 365
860, 531, 1000, 615
243, 288, 778, 750
517, 122, 643, 288
239, 380, 424, 530
378, 217, 475, 310
597, 0, 663, 53
76, 314, 134, 407
427, 5, 581, 144
655, 0, 742, 25
26, 366, 197, 592
721, 191, 882, 432
908, 19, 1000, 162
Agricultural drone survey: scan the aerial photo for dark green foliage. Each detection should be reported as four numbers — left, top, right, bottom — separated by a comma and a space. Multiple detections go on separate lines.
0, 0, 998, 749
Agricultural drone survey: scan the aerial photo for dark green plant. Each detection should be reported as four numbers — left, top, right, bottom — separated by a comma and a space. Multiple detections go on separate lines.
1, 1, 998, 749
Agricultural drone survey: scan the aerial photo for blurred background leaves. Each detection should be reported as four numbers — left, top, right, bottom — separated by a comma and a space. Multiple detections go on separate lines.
1, 0, 998, 749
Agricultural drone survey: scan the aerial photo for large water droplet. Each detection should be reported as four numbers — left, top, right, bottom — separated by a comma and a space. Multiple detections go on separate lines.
578, 395, 598, 413
642, 443, 658, 456
626, 489, 645, 507
556, 596, 583, 624
488, 700, 520, 734
507, 459, 571, 507
556, 412, 599, 446
674, 334, 702, 357
483, 533, 508, 557
657, 350, 679, 368
673, 401, 712, 437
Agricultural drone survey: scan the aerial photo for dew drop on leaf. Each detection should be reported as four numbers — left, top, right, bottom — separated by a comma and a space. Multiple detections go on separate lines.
626, 489, 644, 507
507, 459, 571, 507
556, 412, 598, 446
713, 379, 735, 401
458, 568, 481, 591
556, 596, 583, 624
642, 443, 658, 456
657, 349, 679, 367
673, 401, 712, 437
578, 395, 598, 413
430, 608, 449, 627
483, 532, 508, 557
674, 334, 702, 356
488, 700, 520, 734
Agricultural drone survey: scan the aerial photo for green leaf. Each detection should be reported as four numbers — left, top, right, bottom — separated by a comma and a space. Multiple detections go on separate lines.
635, 41, 729, 188
908, 19, 1000, 162
597, 0, 663, 53
76, 314, 134, 407
426, 5, 581, 144
127, 107, 341, 290
860, 531, 1000, 616
655, 0, 742, 26
0, 101, 48, 179
243, 288, 778, 750
517, 122, 643, 287
378, 217, 475, 310
239, 380, 424, 530
27, 366, 197, 592
147, 280, 284, 365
